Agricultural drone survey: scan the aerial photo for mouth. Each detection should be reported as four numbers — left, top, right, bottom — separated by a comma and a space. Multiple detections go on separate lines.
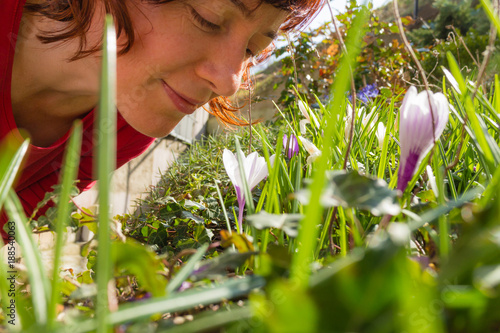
161, 80, 202, 115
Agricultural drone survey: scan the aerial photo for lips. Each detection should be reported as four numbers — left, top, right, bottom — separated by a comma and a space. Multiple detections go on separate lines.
161, 80, 202, 115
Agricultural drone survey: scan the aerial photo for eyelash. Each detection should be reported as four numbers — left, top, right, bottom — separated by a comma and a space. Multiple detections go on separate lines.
190, 8, 221, 31
190, 7, 255, 57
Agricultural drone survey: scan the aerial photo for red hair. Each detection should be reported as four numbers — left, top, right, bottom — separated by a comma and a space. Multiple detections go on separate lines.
24, 0, 325, 126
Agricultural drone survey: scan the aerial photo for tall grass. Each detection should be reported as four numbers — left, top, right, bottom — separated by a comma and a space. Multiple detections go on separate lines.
1, 2, 500, 332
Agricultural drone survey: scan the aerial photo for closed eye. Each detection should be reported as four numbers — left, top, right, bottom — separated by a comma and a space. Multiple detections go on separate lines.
189, 7, 221, 32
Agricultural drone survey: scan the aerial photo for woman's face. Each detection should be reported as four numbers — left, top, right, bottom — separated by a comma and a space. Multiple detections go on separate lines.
115, 0, 288, 137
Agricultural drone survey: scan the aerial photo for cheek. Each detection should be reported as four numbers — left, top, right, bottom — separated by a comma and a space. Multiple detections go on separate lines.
115, 60, 154, 113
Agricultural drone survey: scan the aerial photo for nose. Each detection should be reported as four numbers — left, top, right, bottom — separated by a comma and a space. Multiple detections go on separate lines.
197, 45, 248, 97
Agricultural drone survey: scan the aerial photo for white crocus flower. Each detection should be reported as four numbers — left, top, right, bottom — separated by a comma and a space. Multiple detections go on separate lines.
223, 149, 275, 230
376, 122, 386, 148
344, 104, 355, 140
298, 100, 320, 134
397, 86, 449, 192
298, 136, 322, 165
345, 105, 377, 140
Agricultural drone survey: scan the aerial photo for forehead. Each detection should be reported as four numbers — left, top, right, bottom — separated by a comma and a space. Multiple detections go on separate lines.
196, 0, 288, 34
199, 0, 287, 18
228, 0, 266, 16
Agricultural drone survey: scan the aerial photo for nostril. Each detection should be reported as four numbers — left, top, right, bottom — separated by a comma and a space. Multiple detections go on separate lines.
196, 55, 247, 97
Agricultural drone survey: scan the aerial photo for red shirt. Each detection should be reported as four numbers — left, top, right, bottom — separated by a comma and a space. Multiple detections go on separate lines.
1, 0, 155, 242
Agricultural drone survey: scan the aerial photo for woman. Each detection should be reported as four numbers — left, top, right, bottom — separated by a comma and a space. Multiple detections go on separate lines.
0, 0, 323, 242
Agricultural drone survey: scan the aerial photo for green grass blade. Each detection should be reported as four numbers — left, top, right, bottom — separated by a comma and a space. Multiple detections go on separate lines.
5, 190, 50, 325
432, 149, 449, 259
0, 238, 12, 323
377, 100, 395, 180
47, 121, 82, 329
234, 137, 254, 215
480, 0, 500, 39
446, 52, 499, 169
215, 181, 232, 233
0, 135, 29, 210
264, 129, 284, 214
495, 74, 500, 112
0, 134, 27, 322
0, 136, 28, 318
156, 306, 252, 333
73, 276, 265, 332
479, 161, 500, 209
96, 14, 117, 333
166, 243, 209, 294
290, 6, 369, 289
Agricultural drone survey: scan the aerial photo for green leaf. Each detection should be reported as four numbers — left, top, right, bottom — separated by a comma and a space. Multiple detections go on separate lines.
389, 24, 399, 33
297, 170, 401, 216
251, 279, 319, 332
473, 265, 500, 291
308, 239, 443, 332
77, 270, 94, 285
112, 240, 166, 297
247, 211, 302, 237
74, 275, 266, 331
191, 250, 256, 281
60, 279, 78, 297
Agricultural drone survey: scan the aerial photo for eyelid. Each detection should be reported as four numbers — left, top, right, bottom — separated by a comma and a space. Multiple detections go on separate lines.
189, 7, 221, 31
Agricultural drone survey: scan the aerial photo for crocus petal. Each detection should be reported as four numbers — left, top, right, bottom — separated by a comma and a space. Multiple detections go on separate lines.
345, 104, 354, 140
299, 100, 309, 120
223, 149, 239, 187
397, 86, 449, 192
246, 153, 266, 189
307, 152, 322, 165
299, 100, 320, 128
223, 149, 275, 230
361, 108, 377, 131
250, 154, 275, 190
298, 136, 322, 164
244, 152, 260, 181
299, 119, 309, 135
283, 134, 300, 159
346, 104, 354, 121
426, 165, 439, 197
269, 154, 277, 167
225, 148, 274, 196
376, 122, 386, 148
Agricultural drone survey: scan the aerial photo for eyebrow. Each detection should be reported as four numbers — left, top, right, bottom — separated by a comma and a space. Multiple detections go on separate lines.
229, 0, 279, 40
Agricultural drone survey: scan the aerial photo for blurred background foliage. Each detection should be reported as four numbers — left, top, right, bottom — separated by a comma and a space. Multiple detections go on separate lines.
244, 0, 499, 115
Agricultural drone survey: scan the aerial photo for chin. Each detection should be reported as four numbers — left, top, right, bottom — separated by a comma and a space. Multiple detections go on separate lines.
118, 108, 184, 138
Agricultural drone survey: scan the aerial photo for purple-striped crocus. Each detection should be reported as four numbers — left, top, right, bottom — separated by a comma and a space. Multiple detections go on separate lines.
283, 134, 299, 159
223, 149, 275, 231
397, 86, 449, 192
